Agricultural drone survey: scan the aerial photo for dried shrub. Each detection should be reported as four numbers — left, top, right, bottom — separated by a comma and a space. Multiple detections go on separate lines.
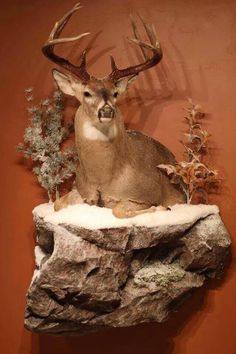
158, 99, 219, 204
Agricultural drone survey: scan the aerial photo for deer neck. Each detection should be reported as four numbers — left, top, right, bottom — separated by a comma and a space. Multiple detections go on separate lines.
76, 105, 125, 141
75, 106, 126, 180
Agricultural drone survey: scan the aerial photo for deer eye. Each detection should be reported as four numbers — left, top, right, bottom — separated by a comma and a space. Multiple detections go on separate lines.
84, 91, 92, 97
113, 92, 118, 98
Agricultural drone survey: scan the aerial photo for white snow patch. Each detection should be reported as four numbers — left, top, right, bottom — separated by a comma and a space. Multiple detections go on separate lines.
33, 203, 219, 230
33, 202, 54, 218
30, 269, 40, 286
34, 245, 47, 268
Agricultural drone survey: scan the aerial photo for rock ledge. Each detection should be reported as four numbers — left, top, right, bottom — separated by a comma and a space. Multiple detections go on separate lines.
25, 203, 231, 335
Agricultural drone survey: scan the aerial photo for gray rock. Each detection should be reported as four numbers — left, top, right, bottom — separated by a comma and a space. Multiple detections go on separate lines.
25, 204, 231, 335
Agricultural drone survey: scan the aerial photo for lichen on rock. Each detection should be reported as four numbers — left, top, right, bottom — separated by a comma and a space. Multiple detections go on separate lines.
134, 262, 185, 288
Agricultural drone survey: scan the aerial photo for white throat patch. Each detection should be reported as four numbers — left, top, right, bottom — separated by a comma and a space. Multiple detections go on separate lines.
83, 121, 117, 141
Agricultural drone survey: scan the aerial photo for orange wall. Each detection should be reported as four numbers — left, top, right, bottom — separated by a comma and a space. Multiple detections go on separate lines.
1, 0, 236, 353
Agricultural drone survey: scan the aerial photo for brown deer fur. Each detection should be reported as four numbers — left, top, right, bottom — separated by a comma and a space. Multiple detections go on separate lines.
53, 74, 185, 217
45, 4, 185, 218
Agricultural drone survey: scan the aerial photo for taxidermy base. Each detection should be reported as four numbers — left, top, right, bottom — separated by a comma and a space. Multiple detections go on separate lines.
25, 203, 231, 335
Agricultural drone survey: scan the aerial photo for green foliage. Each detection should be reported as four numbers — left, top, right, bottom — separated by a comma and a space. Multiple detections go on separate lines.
17, 88, 79, 202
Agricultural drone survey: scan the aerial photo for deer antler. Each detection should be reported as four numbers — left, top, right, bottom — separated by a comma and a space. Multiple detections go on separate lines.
108, 14, 162, 81
42, 2, 91, 83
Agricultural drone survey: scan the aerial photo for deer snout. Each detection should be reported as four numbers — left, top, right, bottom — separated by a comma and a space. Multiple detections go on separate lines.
98, 104, 115, 121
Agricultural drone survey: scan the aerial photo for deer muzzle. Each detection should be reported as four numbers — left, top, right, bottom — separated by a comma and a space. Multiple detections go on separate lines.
98, 104, 115, 121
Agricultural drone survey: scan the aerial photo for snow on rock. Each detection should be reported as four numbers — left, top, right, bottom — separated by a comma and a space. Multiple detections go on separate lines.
33, 202, 219, 230
34, 245, 47, 268
25, 201, 231, 336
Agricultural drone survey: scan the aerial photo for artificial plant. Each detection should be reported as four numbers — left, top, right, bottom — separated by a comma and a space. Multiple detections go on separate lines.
158, 99, 218, 204
17, 88, 78, 202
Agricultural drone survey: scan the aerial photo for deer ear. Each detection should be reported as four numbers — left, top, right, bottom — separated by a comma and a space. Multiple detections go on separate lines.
52, 69, 76, 96
115, 75, 137, 94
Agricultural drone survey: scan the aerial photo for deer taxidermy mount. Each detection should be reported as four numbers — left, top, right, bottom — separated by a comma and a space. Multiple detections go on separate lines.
42, 2, 185, 218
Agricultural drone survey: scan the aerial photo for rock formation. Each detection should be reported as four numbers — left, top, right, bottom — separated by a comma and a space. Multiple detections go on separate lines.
24, 203, 231, 335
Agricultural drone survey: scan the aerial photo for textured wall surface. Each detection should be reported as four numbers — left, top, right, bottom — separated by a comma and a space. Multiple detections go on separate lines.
0, 0, 236, 353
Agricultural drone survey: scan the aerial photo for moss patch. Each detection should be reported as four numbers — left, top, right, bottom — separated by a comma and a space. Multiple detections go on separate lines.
134, 262, 185, 288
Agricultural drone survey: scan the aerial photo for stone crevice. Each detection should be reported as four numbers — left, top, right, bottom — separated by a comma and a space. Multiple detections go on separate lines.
25, 204, 231, 335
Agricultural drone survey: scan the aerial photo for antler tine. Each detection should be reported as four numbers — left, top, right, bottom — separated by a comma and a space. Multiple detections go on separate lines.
42, 2, 91, 82
109, 14, 162, 82
130, 14, 147, 60
138, 14, 157, 47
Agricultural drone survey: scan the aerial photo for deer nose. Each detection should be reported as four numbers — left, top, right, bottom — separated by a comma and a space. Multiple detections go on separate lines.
98, 104, 115, 119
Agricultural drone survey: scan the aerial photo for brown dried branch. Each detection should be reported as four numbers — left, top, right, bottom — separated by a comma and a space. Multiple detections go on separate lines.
158, 99, 219, 204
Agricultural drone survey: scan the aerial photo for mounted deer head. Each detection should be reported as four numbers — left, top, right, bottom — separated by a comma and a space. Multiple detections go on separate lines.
42, 2, 162, 124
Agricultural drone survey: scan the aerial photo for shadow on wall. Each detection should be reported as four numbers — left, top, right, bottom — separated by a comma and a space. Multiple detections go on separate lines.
120, 39, 208, 132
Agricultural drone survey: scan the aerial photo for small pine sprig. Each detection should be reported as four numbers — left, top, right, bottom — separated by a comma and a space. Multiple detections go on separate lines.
158, 99, 219, 204
17, 88, 78, 202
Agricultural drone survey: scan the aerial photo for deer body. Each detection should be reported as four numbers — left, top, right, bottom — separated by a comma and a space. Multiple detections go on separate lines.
72, 89, 184, 214
43, 3, 185, 217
